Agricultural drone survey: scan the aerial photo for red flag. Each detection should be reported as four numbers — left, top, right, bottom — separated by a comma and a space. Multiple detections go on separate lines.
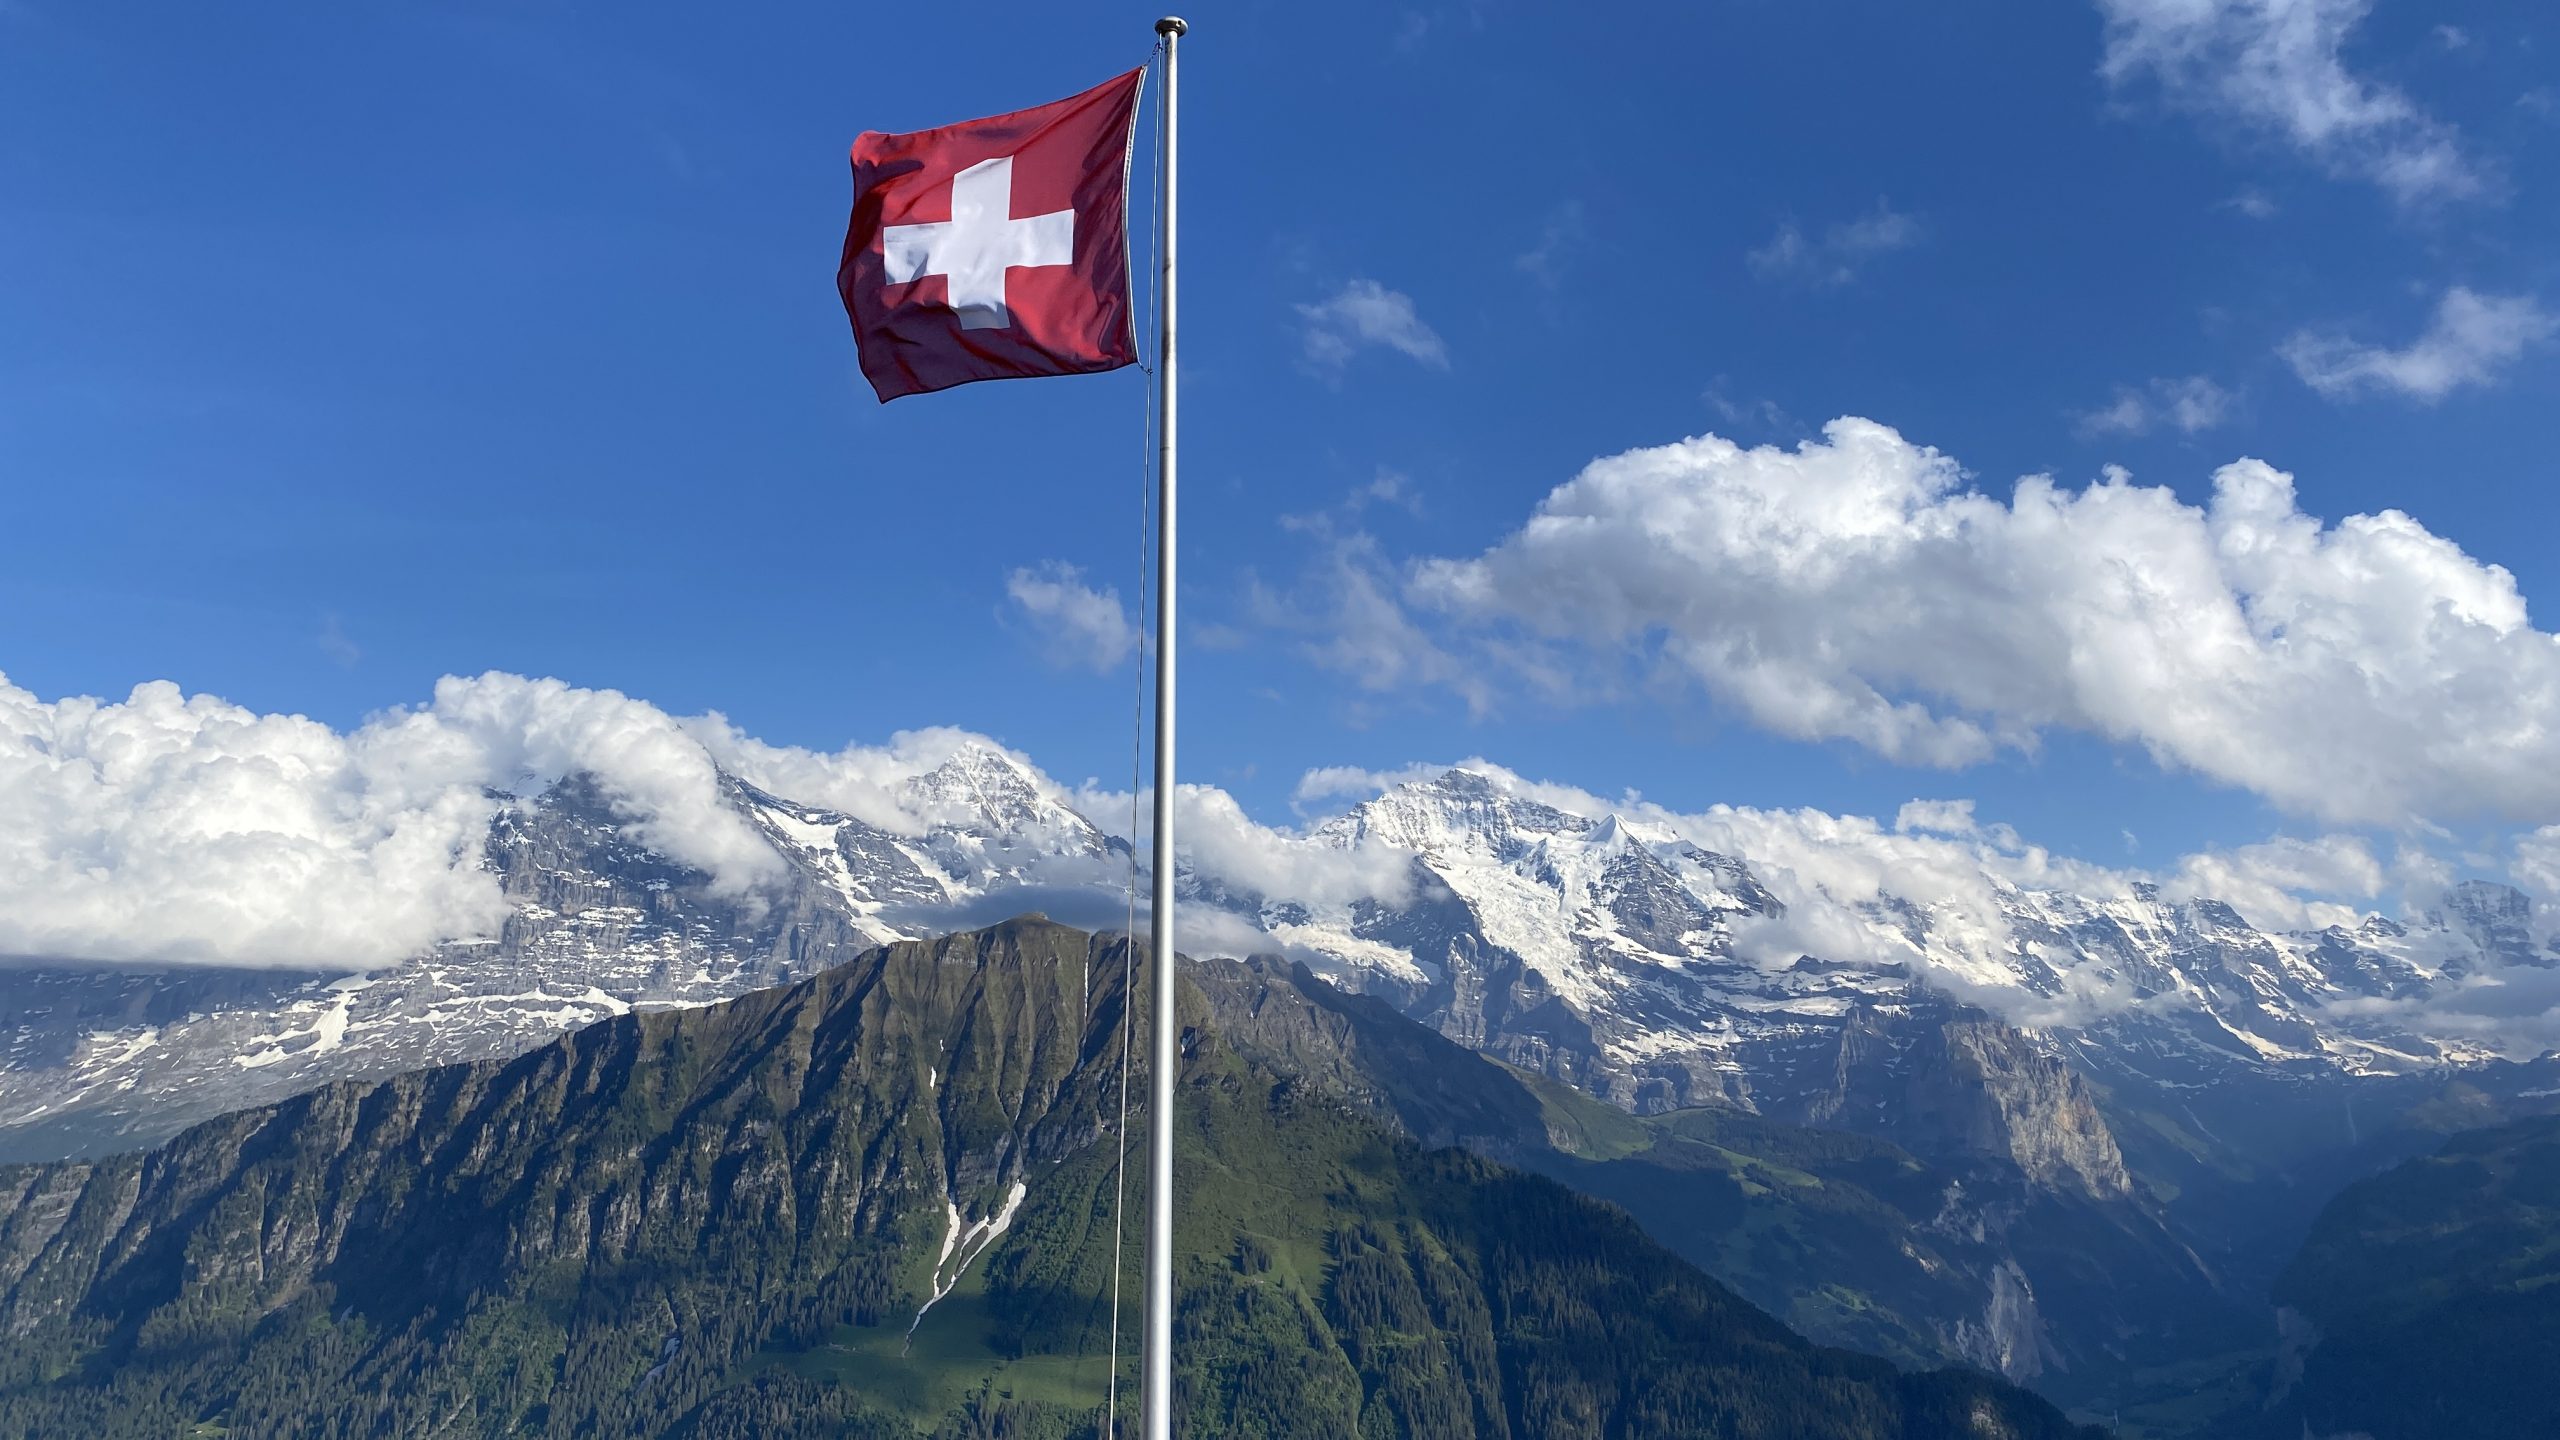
839, 68, 1145, 403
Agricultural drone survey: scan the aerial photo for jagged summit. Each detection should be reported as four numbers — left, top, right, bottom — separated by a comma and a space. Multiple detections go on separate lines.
2429, 878, 2546, 967
902, 742, 1057, 830
1317, 765, 1592, 859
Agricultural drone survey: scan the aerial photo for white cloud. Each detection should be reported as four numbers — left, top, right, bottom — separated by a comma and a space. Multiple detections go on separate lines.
2281, 287, 2555, 402
2096, 0, 2481, 204
1294, 763, 1450, 810
0, 671, 1130, 969
1747, 201, 1921, 286
2163, 833, 2383, 930
2076, 375, 2235, 436
684, 718, 1048, 838
1174, 784, 1415, 913
1404, 417, 2560, 829
1295, 280, 1448, 371
1249, 523, 1490, 713
1896, 799, 1980, 836
0, 659, 1448, 972
2225, 187, 2281, 218
4, 658, 2527, 1028
1005, 562, 1138, 672
1351, 468, 1424, 518
2509, 828, 2560, 946
1704, 379, 1796, 434
2514, 827, 2560, 896
0, 672, 761, 969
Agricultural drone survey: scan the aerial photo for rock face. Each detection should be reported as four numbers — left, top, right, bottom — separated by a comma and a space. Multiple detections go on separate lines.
1892, 1018, 2131, 1199
0, 920, 2097, 1440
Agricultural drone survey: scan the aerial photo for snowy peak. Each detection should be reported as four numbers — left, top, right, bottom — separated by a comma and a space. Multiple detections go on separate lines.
1246, 765, 2558, 1122
1319, 767, 1592, 861
898, 743, 1115, 888
0, 757, 1128, 1161
902, 744, 1065, 834
2430, 880, 2547, 968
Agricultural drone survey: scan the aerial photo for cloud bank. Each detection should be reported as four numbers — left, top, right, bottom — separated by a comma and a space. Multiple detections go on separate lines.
0, 673, 1072, 969
7, 667, 2556, 1056
0, 670, 1426, 973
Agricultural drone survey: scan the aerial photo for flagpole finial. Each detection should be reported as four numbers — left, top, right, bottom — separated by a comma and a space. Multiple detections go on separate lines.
1156, 16, 1187, 36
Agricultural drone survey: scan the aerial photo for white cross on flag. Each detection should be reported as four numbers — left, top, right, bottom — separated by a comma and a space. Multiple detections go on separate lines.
838, 68, 1144, 402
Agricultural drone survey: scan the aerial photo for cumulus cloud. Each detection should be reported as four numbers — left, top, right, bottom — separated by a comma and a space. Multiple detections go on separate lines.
2282, 287, 2555, 402
2076, 375, 2235, 436
1896, 799, 1980, 836
1005, 562, 1138, 671
1174, 785, 1415, 912
1404, 417, 2560, 829
0, 672, 759, 969
2096, 0, 2480, 204
1047, 775, 1419, 962
1746, 201, 1920, 286
1295, 280, 1448, 371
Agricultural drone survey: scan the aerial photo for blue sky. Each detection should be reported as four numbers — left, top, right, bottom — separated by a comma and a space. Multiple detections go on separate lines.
4, 0, 2557, 887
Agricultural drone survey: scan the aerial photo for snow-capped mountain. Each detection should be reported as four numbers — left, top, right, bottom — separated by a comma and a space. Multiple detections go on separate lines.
1270, 769, 2545, 1096
4, 752, 2552, 1192
0, 746, 1117, 1161
15, 744, 2560, 1403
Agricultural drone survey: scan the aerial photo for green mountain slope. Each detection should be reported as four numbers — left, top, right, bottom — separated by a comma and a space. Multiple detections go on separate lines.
1196, 957, 2247, 1411
0, 919, 2093, 1439
2247, 1110, 2560, 1439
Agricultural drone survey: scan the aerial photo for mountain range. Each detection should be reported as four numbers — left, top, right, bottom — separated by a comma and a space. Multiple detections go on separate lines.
4, 744, 2555, 1429
0, 919, 2098, 1439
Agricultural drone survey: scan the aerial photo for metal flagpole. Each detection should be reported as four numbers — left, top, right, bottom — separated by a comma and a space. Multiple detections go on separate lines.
1143, 15, 1184, 1440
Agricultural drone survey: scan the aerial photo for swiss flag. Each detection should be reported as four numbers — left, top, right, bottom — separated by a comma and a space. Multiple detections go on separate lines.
839, 68, 1145, 403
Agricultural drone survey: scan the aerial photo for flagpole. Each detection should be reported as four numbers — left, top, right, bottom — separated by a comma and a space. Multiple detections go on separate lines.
1143, 15, 1184, 1440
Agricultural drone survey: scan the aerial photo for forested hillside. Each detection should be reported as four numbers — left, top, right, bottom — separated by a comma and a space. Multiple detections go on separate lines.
2247, 1110, 2560, 1439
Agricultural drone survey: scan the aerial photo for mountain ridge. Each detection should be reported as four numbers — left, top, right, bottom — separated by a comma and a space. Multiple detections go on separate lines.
0, 917, 2099, 1440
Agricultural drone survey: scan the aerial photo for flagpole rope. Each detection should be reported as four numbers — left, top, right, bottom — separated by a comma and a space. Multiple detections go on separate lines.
1104, 42, 1166, 1440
